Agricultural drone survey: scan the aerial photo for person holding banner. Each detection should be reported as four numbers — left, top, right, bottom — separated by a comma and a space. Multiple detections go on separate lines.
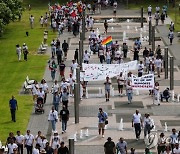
126, 81, 133, 104
138, 61, 144, 77
104, 76, 111, 102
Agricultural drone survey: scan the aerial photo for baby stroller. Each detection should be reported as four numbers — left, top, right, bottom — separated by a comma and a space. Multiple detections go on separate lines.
35, 97, 44, 114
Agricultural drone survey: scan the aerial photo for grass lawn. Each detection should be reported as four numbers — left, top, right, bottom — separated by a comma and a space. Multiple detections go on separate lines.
128, 0, 180, 31
0, 0, 57, 143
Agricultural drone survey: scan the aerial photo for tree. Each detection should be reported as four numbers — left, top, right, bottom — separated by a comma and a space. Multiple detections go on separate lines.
0, 0, 23, 36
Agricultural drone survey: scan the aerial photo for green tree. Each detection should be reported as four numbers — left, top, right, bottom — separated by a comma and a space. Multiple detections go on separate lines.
0, 0, 23, 36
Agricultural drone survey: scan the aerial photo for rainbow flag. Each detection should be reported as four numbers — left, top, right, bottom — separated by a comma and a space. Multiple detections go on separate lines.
102, 36, 113, 46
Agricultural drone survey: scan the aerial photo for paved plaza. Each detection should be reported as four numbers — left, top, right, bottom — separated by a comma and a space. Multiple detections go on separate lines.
27, 4, 180, 154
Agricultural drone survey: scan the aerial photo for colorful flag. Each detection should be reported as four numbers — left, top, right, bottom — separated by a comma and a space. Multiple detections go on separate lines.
102, 36, 113, 46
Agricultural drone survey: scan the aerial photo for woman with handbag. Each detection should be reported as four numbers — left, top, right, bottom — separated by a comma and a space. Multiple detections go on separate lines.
98, 108, 108, 138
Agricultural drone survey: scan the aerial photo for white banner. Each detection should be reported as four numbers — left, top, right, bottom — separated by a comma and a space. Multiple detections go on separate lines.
81, 61, 138, 81
131, 74, 154, 90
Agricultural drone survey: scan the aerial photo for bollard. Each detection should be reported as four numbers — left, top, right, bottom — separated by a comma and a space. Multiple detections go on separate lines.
141, 7, 144, 28
164, 122, 168, 132
118, 118, 124, 131
152, 26, 155, 52
164, 47, 169, 79
149, 20, 152, 45
69, 139, 74, 154
80, 130, 83, 139
170, 56, 174, 90
85, 129, 89, 137
74, 83, 79, 123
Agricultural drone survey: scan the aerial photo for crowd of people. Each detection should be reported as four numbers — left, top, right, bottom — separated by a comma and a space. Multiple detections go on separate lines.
7, 0, 180, 153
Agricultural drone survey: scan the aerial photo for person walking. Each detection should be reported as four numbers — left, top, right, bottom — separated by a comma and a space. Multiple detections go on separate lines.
60, 88, 69, 109
9, 96, 18, 122
24, 130, 34, 154
168, 30, 174, 45
126, 81, 133, 104
7, 139, 18, 154
104, 20, 108, 34
157, 133, 166, 154
49, 60, 57, 81
48, 106, 59, 131
83, 50, 90, 64
132, 109, 143, 140
104, 76, 111, 102
122, 43, 128, 58
53, 92, 60, 112
59, 61, 66, 79
51, 132, 60, 154
29, 15, 34, 29
117, 72, 125, 96
60, 105, 69, 134
74, 49, 79, 63
56, 47, 62, 65
116, 137, 128, 154
143, 113, 153, 138
15, 131, 24, 154
154, 82, 160, 105
98, 108, 108, 138
104, 137, 116, 154
62, 40, 69, 60
16, 44, 21, 61
57, 142, 69, 154
22, 43, 29, 61
138, 61, 144, 77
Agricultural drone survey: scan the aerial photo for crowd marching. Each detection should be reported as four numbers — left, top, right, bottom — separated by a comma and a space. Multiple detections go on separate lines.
4, 0, 179, 154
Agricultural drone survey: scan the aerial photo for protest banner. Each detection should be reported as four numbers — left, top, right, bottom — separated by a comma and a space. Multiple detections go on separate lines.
80, 60, 138, 81
131, 74, 154, 90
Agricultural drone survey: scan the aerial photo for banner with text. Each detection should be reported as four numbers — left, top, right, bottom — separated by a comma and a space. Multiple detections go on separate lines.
81, 61, 138, 81
131, 74, 154, 90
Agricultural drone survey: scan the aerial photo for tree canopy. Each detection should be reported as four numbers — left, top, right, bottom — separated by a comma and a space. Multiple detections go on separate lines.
0, 0, 23, 35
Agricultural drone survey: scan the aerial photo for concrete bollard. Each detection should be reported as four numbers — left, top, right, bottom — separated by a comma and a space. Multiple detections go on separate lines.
136, 89, 139, 96
69, 139, 74, 154
80, 130, 83, 139
118, 118, 124, 131
111, 87, 115, 96
86, 88, 89, 99
164, 122, 168, 132
172, 90, 175, 102
85, 129, 89, 137
74, 133, 77, 142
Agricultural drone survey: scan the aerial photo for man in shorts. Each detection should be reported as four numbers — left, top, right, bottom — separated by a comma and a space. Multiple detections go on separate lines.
98, 108, 108, 138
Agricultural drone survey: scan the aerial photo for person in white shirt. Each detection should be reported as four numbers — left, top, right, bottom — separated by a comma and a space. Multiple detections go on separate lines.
16, 44, 21, 61
90, 30, 97, 39
143, 113, 153, 138
35, 131, 42, 145
24, 130, 34, 154
15, 131, 24, 154
8, 139, 18, 154
70, 60, 78, 74
60, 78, 69, 92
117, 72, 125, 96
29, 15, 34, 29
32, 144, 40, 154
156, 6, 160, 13
126, 81, 133, 104
173, 143, 180, 154
39, 16, 44, 27
155, 57, 162, 77
51, 80, 60, 94
138, 61, 144, 77
48, 106, 59, 131
51, 132, 60, 153
157, 133, 166, 154
83, 50, 90, 64
147, 5, 152, 16
40, 136, 48, 150
37, 87, 45, 99
40, 79, 48, 104
67, 73, 75, 96
132, 109, 143, 140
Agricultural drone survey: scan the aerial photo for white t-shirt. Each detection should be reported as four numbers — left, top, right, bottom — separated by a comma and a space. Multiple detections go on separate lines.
24, 134, 34, 146
15, 135, 24, 144
90, 32, 96, 39
148, 6, 152, 12
32, 148, 39, 154
155, 59, 162, 68
60, 82, 69, 90
117, 76, 124, 85
52, 83, 59, 93
84, 53, 90, 61
173, 148, 180, 154
40, 83, 48, 92
35, 135, 42, 145
37, 91, 45, 98
71, 63, 78, 71
106, 51, 111, 60
8, 143, 18, 154
132, 113, 142, 124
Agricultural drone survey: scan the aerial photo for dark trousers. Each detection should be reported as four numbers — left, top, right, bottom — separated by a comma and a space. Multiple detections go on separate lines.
134, 123, 141, 139
170, 38, 173, 44
24, 53, 27, 61
157, 145, 166, 154
17, 144, 23, 154
57, 55, 62, 65
26, 145, 33, 154
44, 93, 47, 104
10, 109, 16, 122
99, 55, 104, 64
138, 72, 143, 77
123, 50, 127, 58
62, 100, 68, 109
